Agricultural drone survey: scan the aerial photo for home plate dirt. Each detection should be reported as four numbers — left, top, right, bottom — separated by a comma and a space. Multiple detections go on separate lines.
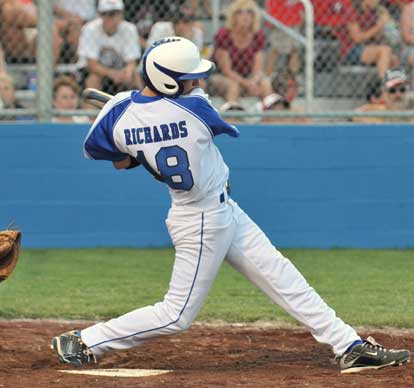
59, 368, 172, 377
1, 320, 413, 388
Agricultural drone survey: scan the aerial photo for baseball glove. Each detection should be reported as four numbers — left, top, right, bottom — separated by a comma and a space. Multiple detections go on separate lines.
0, 230, 22, 282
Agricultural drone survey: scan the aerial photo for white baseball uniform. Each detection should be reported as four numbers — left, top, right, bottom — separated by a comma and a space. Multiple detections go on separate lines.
81, 88, 360, 357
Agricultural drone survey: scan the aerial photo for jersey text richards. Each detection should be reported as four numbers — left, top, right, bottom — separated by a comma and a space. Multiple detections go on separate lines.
123, 120, 188, 146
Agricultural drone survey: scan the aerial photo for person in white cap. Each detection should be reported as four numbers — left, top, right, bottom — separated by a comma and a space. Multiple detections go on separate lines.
354, 69, 413, 123
77, 0, 142, 95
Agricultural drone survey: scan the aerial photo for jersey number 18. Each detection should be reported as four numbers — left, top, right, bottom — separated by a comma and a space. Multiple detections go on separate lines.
155, 145, 194, 191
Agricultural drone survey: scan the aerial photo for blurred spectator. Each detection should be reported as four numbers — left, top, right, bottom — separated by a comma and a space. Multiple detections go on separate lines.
201, 0, 234, 18
122, 1, 155, 49
0, 72, 33, 120
52, 75, 90, 123
353, 68, 413, 122
209, 0, 273, 112
54, 0, 97, 22
124, 0, 188, 22
0, 0, 65, 65
265, 0, 303, 78
54, 0, 97, 62
400, 1, 414, 88
338, 0, 398, 80
383, 0, 411, 19
146, 6, 204, 50
0, 45, 7, 75
77, 0, 142, 95
271, 69, 298, 103
0, 72, 23, 109
313, 0, 354, 34
124, 1, 203, 49
257, 92, 308, 123
365, 77, 384, 104
311, 0, 355, 72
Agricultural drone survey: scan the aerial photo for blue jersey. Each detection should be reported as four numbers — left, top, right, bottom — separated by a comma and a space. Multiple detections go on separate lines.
83, 88, 240, 206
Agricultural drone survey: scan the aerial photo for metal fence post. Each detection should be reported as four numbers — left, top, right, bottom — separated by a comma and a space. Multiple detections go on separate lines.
36, 0, 54, 122
299, 0, 314, 113
211, 0, 220, 37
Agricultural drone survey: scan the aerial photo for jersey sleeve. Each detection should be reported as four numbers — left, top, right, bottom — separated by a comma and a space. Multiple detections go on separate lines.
178, 88, 240, 138
83, 92, 132, 161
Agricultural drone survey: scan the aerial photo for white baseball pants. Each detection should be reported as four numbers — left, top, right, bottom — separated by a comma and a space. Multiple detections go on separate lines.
81, 196, 360, 357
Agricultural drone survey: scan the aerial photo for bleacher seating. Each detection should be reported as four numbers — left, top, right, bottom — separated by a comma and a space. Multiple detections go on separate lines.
7, 63, 78, 108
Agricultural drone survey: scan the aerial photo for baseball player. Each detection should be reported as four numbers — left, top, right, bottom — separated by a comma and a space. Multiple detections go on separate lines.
51, 37, 410, 373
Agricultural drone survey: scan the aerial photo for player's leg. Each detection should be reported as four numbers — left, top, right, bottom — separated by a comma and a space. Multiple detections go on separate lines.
80, 203, 236, 357
224, 200, 410, 371
224, 199, 359, 356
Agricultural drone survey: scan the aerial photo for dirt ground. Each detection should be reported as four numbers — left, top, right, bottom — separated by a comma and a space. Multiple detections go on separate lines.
0, 320, 413, 388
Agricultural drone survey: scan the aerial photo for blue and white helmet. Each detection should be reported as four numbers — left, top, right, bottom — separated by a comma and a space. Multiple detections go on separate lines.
141, 37, 215, 97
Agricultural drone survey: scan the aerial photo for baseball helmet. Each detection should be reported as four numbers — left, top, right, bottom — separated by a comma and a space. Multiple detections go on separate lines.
141, 37, 215, 97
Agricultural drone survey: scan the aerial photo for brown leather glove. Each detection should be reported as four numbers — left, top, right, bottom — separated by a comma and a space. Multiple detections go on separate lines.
0, 230, 22, 282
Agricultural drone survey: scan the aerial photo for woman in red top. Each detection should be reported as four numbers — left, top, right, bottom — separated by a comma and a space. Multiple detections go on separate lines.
209, 0, 273, 112
341, 0, 395, 79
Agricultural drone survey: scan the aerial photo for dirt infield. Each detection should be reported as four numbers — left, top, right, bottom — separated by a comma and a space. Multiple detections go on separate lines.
1, 321, 413, 388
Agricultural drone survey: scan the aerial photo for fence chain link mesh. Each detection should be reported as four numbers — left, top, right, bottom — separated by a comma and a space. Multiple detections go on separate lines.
0, 0, 412, 122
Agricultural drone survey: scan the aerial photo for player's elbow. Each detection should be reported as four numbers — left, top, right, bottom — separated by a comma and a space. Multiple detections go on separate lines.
112, 161, 124, 169
112, 157, 131, 169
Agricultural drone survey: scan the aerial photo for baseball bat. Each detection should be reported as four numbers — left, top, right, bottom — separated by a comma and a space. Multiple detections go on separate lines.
81, 88, 113, 108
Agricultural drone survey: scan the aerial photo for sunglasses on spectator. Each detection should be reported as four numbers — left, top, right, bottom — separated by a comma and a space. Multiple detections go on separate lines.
235, 9, 255, 15
101, 10, 122, 17
387, 85, 407, 94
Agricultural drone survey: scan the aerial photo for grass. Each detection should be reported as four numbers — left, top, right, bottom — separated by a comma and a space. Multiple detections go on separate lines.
1, 248, 413, 328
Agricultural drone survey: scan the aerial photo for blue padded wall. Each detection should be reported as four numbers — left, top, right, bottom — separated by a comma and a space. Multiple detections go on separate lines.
1, 122, 413, 248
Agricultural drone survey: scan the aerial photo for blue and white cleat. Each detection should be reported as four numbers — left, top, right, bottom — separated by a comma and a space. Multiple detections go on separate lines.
338, 336, 411, 373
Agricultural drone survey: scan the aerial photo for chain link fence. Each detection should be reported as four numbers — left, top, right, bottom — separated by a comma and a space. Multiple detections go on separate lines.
0, 0, 413, 123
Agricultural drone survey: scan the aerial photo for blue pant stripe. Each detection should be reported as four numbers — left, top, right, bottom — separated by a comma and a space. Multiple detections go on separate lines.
89, 212, 205, 350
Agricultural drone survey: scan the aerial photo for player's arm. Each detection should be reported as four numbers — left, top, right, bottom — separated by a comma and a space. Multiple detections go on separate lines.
187, 89, 240, 138
83, 93, 132, 162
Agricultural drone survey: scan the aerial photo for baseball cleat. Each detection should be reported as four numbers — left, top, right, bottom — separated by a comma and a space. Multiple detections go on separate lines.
338, 336, 411, 373
51, 330, 96, 366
